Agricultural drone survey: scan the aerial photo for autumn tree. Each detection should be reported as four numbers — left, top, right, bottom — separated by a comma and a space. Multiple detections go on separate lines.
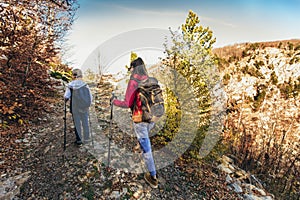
0, 0, 78, 130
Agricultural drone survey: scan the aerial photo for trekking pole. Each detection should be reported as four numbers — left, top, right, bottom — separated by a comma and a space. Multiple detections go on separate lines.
107, 92, 115, 169
63, 97, 67, 151
88, 111, 95, 150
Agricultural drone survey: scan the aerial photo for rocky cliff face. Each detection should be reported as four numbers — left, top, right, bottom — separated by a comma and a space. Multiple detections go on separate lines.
215, 40, 300, 198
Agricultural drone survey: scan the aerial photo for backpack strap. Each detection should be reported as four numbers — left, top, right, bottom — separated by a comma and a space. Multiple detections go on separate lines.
130, 76, 140, 84
130, 76, 150, 84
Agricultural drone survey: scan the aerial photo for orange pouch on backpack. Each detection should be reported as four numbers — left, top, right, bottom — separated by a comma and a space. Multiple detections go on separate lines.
132, 110, 142, 123
132, 90, 143, 123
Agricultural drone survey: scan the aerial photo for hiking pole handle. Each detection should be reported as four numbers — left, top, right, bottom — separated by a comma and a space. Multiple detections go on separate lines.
110, 92, 116, 104
110, 92, 116, 119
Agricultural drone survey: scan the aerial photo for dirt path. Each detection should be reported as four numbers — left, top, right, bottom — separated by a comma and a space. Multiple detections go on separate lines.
1, 81, 240, 200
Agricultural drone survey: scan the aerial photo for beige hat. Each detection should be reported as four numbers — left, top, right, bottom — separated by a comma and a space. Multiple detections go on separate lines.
72, 68, 83, 78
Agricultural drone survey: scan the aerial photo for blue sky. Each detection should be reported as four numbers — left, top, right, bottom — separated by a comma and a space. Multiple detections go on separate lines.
65, 0, 300, 73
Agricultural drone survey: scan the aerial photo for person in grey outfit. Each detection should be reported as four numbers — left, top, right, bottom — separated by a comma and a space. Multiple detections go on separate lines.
64, 69, 92, 145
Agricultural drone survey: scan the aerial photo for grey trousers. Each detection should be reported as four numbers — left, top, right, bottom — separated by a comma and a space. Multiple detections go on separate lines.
72, 111, 90, 142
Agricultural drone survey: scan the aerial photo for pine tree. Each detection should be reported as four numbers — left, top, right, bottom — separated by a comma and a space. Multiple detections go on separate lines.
161, 10, 224, 158
162, 10, 219, 121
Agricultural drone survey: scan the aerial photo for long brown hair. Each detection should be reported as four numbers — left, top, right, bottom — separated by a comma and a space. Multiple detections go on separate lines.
130, 57, 148, 77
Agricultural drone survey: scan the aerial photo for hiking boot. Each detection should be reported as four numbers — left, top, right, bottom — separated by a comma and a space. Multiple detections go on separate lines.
144, 172, 158, 188
74, 140, 83, 146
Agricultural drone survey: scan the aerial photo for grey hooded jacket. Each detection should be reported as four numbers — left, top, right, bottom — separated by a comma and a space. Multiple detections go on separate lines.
64, 80, 92, 113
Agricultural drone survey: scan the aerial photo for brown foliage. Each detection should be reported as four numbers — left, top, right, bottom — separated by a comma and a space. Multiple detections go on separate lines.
0, 0, 78, 130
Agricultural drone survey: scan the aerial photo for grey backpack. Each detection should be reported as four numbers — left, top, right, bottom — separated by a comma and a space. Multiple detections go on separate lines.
70, 84, 92, 112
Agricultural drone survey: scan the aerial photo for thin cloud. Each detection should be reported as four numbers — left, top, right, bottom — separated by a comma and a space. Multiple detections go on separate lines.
111, 4, 187, 18
200, 16, 237, 28
112, 4, 236, 28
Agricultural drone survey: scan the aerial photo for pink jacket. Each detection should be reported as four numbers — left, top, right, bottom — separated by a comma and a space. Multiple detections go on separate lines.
113, 74, 148, 108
